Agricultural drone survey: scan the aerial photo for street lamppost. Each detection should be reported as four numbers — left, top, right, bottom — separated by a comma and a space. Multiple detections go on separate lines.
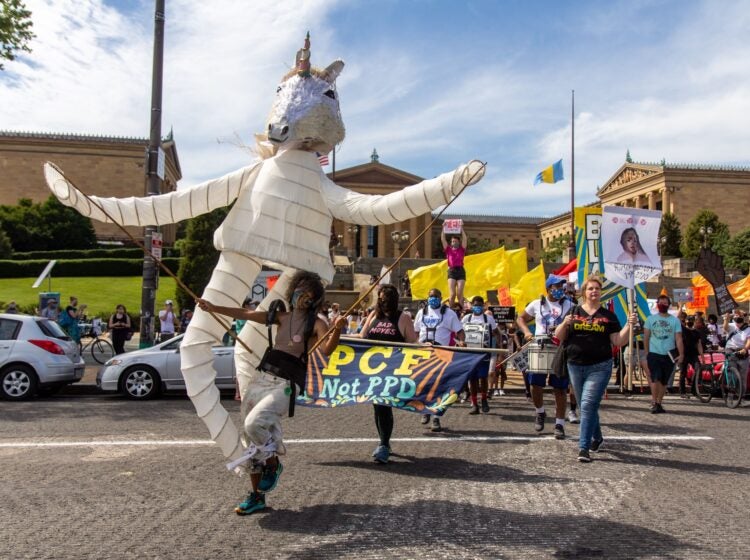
347, 225, 359, 258
391, 230, 410, 254
336, 234, 343, 246
659, 235, 667, 257
699, 225, 713, 248
391, 230, 410, 294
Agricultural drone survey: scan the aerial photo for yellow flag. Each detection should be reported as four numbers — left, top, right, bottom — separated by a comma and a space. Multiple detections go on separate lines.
504, 247, 529, 285
408, 260, 448, 300
509, 263, 546, 309
464, 247, 507, 300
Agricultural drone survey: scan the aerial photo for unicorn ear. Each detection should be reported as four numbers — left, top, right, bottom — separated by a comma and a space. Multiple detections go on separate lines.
323, 60, 344, 83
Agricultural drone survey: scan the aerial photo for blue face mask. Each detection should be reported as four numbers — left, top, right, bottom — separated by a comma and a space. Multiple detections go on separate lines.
291, 290, 304, 308
550, 288, 565, 300
472, 305, 483, 315
427, 297, 441, 309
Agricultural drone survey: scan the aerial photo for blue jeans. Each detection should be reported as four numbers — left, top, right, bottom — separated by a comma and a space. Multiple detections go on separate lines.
568, 359, 612, 451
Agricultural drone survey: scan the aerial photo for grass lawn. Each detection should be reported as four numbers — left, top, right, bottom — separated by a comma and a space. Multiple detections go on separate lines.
0, 277, 178, 318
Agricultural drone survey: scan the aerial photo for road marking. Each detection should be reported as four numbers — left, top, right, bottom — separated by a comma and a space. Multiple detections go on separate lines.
0, 435, 713, 449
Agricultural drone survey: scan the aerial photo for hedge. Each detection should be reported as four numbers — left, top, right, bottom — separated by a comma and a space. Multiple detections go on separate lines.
9, 248, 181, 260
0, 258, 182, 278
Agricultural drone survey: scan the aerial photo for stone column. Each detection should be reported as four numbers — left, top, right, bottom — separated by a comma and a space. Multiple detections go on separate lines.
661, 189, 670, 213
648, 191, 656, 210
408, 217, 418, 258
424, 216, 433, 258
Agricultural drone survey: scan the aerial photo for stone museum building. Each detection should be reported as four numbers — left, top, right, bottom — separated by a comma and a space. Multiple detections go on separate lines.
0, 131, 182, 243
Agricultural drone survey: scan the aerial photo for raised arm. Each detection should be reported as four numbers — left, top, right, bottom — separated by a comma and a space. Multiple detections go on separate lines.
43, 160, 262, 226
196, 299, 269, 324
461, 229, 468, 248
323, 160, 485, 225
440, 229, 448, 250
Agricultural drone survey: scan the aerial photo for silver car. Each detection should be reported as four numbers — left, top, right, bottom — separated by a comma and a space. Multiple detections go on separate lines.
0, 313, 85, 400
97, 333, 236, 399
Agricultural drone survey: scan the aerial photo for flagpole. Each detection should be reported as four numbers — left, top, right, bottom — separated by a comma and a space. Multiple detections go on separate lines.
570, 89, 575, 250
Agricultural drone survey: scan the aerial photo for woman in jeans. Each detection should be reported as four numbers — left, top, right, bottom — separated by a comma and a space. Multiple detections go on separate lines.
554, 276, 637, 462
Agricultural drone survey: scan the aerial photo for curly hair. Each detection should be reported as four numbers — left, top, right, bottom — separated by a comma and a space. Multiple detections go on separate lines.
375, 283, 400, 320
286, 270, 326, 339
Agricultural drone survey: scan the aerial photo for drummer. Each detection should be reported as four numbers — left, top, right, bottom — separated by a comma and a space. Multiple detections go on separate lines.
516, 274, 575, 440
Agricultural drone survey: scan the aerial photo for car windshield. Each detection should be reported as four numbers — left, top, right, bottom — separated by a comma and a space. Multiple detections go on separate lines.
161, 337, 182, 351
36, 318, 71, 340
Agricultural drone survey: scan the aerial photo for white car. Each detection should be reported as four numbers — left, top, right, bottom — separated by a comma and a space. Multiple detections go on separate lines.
97, 333, 237, 399
0, 313, 85, 400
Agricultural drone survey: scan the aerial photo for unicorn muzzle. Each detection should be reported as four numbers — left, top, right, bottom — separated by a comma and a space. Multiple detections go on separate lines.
268, 121, 291, 143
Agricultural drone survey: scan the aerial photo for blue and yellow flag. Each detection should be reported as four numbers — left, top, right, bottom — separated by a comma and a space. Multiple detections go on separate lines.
534, 159, 564, 185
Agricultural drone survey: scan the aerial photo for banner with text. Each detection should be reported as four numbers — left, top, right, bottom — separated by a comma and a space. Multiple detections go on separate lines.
298, 339, 487, 416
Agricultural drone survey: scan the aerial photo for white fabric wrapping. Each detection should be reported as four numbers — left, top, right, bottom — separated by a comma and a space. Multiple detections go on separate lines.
43, 162, 260, 225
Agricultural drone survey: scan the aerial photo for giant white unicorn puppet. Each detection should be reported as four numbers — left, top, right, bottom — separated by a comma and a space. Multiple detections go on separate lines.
43, 34, 485, 466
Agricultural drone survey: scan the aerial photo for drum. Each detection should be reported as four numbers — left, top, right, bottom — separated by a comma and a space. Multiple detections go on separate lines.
527, 338, 556, 372
464, 323, 488, 349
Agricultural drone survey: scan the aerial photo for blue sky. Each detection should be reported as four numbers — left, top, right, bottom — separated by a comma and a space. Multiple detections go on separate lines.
2, 0, 749, 217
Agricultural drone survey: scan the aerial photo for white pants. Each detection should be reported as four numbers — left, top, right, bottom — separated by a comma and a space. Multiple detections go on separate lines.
240, 369, 293, 472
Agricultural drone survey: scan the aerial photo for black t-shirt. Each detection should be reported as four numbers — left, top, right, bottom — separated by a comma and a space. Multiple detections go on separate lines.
681, 327, 701, 360
564, 306, 621, 365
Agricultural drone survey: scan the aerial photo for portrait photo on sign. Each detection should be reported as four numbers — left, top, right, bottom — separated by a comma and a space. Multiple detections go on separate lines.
601, 206, 662, 288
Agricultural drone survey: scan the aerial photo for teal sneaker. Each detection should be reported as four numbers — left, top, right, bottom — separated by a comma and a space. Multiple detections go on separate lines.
258, 460, 283, 493
235, 491, 265, 515
372, 444, 391, 464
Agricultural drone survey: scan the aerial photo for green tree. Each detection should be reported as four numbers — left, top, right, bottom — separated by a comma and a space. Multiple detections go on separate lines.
540, 233, 571, 263
0, 196, 96, 251
658, 212, 682, 258
467, 237, 493, 254
0, 0, 34, 70
0, 222, 12, 257
175, 207, 229, 311
40, 196, 96, 249
681, 210, 730, 259
723, 228, 750, 275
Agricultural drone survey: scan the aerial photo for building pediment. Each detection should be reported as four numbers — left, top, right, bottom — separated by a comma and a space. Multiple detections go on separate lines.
597, 163, 662, 196
329, 161, 423, 187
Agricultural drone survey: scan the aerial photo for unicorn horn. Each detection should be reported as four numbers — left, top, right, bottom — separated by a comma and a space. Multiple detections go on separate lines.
296, 31, 312, 77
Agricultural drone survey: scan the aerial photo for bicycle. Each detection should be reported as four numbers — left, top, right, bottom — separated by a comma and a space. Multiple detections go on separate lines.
78, 319, 115, 365
694, 350, 744, 408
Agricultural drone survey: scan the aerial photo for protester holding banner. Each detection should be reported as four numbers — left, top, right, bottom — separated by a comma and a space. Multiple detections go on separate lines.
643, 295, 684, 414
441, 222, 468, 307
413, 287, 466, 432
197, 271, 346, 515
555, 275, 637, 463
359, 284, 418, 464
516, 274, 574, 439
461, 295, 501, 414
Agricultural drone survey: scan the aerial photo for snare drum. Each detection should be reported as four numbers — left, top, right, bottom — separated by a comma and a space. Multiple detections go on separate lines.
527, 338, 557, 373
463, 323, 488, 349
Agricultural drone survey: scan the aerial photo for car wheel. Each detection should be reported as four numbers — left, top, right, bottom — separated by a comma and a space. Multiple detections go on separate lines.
1, 364, 38, 401
120, 365, 162, 400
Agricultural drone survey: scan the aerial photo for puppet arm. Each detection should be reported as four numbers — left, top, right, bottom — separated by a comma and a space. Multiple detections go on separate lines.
42, 160, 262, 226
322, 160, 485, 225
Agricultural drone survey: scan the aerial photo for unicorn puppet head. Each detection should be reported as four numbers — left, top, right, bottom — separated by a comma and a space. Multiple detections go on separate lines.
262, 32, 345, 156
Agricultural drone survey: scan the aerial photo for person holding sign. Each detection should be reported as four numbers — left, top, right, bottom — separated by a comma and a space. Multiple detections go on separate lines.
441, 220, 468, 307
555, 276, 637, 463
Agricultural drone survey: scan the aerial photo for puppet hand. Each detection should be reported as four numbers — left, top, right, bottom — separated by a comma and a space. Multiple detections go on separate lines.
452, 160, 486, 193
696, 247, 726, 287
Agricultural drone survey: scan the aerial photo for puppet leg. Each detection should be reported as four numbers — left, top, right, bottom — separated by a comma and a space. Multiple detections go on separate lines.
181, 251, 262, 461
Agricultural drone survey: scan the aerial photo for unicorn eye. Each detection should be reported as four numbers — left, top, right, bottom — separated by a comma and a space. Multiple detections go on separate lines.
324, 89, 336, 99
276, 86, 282, 93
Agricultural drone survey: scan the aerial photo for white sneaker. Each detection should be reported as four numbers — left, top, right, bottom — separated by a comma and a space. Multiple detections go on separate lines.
498, 389, 505, 396
567, 410, 579, 424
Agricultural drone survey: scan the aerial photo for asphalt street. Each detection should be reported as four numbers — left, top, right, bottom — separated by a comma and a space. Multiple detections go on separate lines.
1, 390, 748, 559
